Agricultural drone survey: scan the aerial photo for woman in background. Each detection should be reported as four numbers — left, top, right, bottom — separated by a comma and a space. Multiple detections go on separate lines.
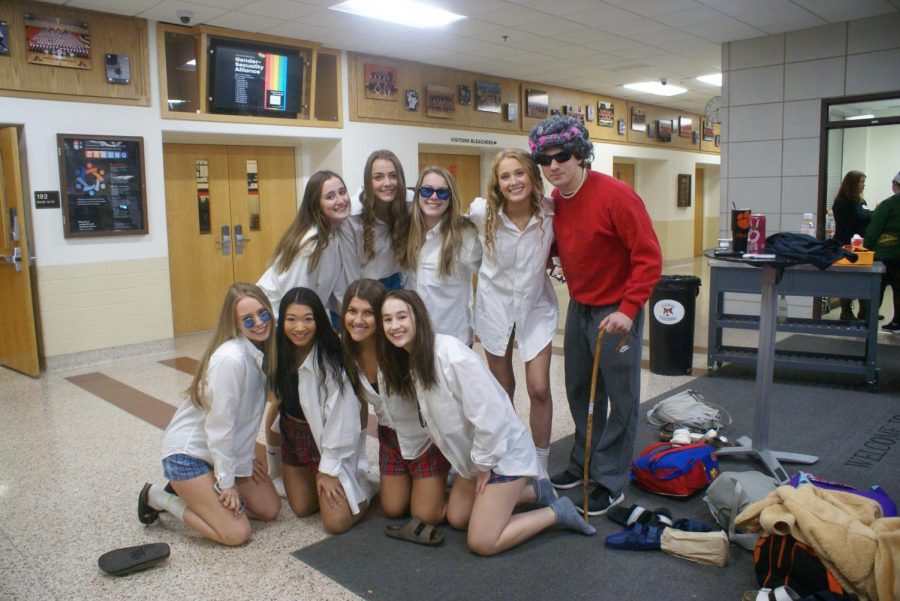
379, 290, 595, 556
468, 149, 558, 476
832, 170, 871, 320
401, 166, 481, 346
342, 150, 412, 291
341, 278, 448, 524
138, 283, 280, 546
271, 287, 372, 534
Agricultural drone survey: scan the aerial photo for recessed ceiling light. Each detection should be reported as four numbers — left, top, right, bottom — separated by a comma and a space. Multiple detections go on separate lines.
623, 81, 686, 96
329, 1, 466, 28
697, 73, 721, 86
845, 114, 874, 120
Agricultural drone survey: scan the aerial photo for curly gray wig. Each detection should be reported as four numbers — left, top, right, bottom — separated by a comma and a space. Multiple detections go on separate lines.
527, 115, 593, 163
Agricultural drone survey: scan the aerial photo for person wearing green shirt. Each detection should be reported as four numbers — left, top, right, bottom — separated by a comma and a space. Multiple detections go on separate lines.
864, 171, 900, 332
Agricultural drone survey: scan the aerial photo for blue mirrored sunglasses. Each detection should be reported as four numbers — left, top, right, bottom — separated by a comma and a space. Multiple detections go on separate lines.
241, 310, 272, 330
418, 185, 451, 201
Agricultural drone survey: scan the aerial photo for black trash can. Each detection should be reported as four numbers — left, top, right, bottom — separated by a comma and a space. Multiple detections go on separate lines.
649, 275, 702, 375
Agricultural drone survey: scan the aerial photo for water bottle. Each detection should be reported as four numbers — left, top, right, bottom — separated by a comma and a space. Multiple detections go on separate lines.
777, 294, 788, 325
825, 210, 835, 239
800, 213, 815, 236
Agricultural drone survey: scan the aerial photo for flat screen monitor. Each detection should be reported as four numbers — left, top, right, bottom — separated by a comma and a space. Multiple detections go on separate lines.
208, 38, 303, 118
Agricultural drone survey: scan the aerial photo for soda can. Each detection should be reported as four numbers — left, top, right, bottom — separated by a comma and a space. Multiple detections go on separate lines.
747, 214, 766, 253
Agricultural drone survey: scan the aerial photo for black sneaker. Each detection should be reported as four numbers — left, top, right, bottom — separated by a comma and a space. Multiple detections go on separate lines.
549, 470, 583, 490
576, 486, 625, 516
882, 322, 900, 333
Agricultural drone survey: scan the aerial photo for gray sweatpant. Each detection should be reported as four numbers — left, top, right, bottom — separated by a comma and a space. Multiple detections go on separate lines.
563, 299, 643, 496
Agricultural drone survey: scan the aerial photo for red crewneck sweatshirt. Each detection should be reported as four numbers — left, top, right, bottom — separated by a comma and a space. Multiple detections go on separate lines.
552, 170, 662, 318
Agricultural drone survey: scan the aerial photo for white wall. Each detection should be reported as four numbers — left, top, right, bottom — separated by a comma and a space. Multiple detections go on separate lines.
1, 19, 718, 358
721, 13, 900, 236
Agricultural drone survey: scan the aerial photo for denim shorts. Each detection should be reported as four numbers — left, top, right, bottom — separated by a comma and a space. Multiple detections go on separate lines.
162, 453, 213, 481
487, 471, 522, 485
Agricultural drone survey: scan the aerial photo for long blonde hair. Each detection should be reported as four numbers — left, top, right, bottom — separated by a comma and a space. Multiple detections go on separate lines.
360, 150, 410, 262
484, 149, 545, 256
402, 165, 474, 277
187, 282, 276, 409
271, 170, 346, 274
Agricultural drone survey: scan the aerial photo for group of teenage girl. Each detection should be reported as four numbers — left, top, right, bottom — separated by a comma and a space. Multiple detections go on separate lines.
138, 148, 595, 556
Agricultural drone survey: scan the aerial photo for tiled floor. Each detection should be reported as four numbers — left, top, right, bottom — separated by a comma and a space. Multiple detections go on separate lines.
1, 258, 897, 600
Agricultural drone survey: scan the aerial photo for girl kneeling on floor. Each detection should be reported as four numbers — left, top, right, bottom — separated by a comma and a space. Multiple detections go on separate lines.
379, 290, 595, 555
138, 282, 281, 546
272, 287, 373, 534
341, 278, 449, 525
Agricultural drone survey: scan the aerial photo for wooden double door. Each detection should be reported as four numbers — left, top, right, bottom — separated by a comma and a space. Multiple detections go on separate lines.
418, 152, 481, 212
164, 144, 297, 334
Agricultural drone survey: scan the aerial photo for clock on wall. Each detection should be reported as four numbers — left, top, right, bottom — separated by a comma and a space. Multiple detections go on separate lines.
704, 95, 722, 124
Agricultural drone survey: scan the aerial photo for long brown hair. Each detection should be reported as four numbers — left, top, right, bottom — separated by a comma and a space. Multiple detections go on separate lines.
340, 278, 387, 401
186, 283, 276, 409
378, 290, 437, 401
484, 149, 545, 255
270, 170, 346, 274
835, 170, 866, 204
360, 150, 410, 262
401, 166, 475, 277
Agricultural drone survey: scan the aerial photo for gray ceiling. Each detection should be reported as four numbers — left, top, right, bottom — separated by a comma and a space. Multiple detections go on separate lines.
52, 0, 900, 113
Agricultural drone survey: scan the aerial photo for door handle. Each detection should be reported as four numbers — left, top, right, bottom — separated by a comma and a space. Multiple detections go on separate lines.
234, 224, 251, 255
217, 225, 231, 256
1, 247, 23, 272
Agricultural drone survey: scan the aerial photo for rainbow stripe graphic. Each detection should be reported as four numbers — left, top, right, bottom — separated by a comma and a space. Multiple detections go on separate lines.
263, 53, 288, 111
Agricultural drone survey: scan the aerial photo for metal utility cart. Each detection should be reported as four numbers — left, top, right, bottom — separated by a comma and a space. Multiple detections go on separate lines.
706, 254, 883, 392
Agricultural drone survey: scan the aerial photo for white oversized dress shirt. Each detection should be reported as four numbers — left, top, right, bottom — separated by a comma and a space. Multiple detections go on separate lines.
413, 334, 540, 480
256, 226, 347, 314
468, 196, 559, 362
296, 347, 373, 515
405, 222, 482, 345
162, 336, 266, 490
339, 190, 412, 282
359, 370, 431, 460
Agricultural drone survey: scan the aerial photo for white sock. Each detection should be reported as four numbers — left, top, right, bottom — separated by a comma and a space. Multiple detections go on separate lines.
148, 484, 187, 521
535, 447, 550, 478
267, 444, 283, 480
163, 494, 187, 521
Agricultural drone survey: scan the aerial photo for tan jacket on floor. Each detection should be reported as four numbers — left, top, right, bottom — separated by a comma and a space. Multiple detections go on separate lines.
735, 484, 900, 601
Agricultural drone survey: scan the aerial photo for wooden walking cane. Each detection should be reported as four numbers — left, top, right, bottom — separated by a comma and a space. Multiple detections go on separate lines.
582, 326, 630, 520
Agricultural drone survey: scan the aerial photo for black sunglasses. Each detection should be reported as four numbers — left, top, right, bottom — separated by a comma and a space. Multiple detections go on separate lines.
534, 150, 574, 166
418, 185, 451, 201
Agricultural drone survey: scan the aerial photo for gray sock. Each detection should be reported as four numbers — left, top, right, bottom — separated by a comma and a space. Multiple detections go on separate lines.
552, 496, 596, 535
530, 477, 557, 507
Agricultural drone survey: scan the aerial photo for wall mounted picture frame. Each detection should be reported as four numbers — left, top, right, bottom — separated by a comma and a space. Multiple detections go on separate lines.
714, 134, 720, 147
631, 107, 646, 132
598, 102, 614, 127
679, 116, 693, 138
525, 89, 548, 119
0, 20, 10, 56
617, 118, 625, 135
57, 134, 148, 238
25, 13, 92, 69
566, 106, 585, 123
363, 63, 399, 100
550, 108, 561, 116
692, 130, 700, 144
647, 120, 657, 138
677, 174, 691, 208
405, 89, 419, 111
457, 84, 471, 106
658, 119, 673, 141
425, 84, 454, 118
703, 120, 715, 141
105, 53, 130, 84
585, 104, 594, 123
475, 80, 501, 113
